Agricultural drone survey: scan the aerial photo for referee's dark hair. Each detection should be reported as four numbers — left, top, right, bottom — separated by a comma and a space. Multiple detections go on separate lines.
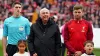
12, 2, 22, 7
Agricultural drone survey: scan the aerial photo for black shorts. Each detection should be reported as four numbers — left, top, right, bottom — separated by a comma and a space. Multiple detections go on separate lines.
6, 44, 18, 56
6, 44, 28, 56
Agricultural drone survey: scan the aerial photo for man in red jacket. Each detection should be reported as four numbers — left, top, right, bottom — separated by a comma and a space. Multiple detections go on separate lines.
62, 5, 93, 56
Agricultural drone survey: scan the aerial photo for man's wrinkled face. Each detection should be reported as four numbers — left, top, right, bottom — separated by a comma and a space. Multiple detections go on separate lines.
13, 4, 22, 14
40, 8, 50, 22
73, 9, 83, 20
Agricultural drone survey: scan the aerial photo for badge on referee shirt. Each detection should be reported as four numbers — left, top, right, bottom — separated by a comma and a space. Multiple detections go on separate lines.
19, 26, 24, 31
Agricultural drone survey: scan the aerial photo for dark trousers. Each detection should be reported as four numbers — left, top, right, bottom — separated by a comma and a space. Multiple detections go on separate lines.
6, 44, 18, 56
61, 43, 66, 56
6, 44, 28, 56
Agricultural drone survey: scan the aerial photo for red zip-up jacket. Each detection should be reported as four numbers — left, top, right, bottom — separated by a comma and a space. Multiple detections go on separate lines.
63, 19, 93, 54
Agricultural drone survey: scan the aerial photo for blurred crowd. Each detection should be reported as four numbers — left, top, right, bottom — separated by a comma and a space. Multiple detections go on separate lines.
0, 0, 100, 28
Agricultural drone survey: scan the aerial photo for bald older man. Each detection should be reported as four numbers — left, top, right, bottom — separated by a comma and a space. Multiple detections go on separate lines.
28, 8, 61, 56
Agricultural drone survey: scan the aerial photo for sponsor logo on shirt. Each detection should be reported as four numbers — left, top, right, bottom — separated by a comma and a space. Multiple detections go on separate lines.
19, 26, 24, 31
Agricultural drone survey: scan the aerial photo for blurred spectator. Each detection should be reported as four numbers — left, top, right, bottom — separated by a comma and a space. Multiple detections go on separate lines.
0, 0, 100, 28
41, 0, 51, 9
0, 13, 3, 28
34, 0, 43, 6
31, 3, 38, 24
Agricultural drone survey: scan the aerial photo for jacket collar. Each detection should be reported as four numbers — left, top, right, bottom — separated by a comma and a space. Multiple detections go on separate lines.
86, 52, 94, 55
73, 19, 84, 23
36, 17, 54, 28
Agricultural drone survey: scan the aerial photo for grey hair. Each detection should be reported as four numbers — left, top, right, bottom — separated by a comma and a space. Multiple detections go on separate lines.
39, 8, 50, 14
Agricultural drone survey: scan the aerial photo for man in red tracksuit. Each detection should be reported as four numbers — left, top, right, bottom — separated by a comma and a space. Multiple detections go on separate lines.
63, 5, 93, 56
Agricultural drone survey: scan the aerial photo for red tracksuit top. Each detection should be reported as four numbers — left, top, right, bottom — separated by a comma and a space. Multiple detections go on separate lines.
63, 19, 93, 54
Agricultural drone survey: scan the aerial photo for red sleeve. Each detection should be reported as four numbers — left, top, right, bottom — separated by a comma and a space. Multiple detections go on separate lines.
63, 22, 76, 54
87, 22, 93, 41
